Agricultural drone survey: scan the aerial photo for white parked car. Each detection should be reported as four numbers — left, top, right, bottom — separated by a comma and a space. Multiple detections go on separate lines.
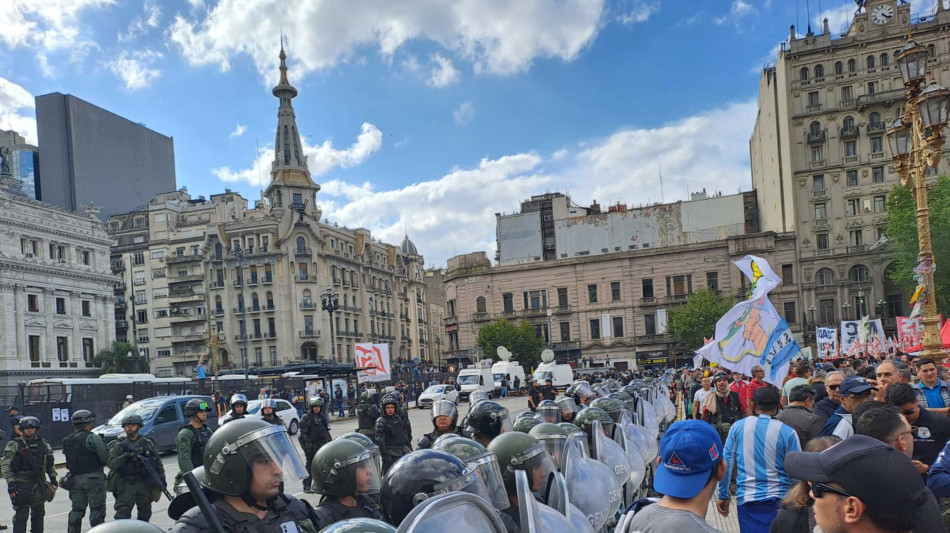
416, 384, 459, 409
219, 398, 300, 434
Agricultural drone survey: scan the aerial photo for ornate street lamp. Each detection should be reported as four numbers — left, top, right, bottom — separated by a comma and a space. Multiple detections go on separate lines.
322, 288, 340, 362
886, 39, 950, 362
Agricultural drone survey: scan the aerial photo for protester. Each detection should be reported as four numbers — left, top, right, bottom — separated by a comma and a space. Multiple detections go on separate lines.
776, 385, 824, 447
811, 369, 827, 403
915, 358, 950, 414
874, 360, 900, 402
819, 376, 875, 439
812, 371, 844, 422
730, 372, 751, 417
746, 366, 770, 415
693, 376, 712, 421
702, 373, 743, 445
781, 364, 810, 408
886, 382, 950, 476
768, 436, 840, 533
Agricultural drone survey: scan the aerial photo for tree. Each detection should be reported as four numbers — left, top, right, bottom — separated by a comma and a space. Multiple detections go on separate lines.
94, 341, 143, 375
475, 318, 546, 368
666, 288, 735, 352
885, 177, 950, 314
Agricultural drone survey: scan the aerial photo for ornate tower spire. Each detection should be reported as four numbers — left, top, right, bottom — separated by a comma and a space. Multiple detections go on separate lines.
267, 41, 318, 192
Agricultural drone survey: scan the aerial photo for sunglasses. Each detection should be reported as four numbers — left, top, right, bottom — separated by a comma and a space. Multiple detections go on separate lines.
198, 402, 210, 411
827, 385, 840, 390
810, 482, 852, 499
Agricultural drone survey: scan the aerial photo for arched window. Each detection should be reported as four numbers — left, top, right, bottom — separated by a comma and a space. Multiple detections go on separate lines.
849, 265, 870, 282
476, 296, 486, 313
814, 64, 824, 78
848, 59, 856, 73
843, 116, 855, 130
809, 121, 822, 136
266, 292, 274, 309
296, 236, 306, 253
214, 295, 222, 312
251, 293, 259, 309
237, 294, 245, 311
866, 55, 875, 69
816, 268, 835, 286
880, 53, 889, 66
302, 289, 311, 306
869, 111, 881, 126
834, 61, 843, 75
800, 67, 809, 82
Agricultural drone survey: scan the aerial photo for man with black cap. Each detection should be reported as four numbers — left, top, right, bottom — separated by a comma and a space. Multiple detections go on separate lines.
820, 376, 876, 439
620, 420, 725, 532
7, 407, 22, 438
540, 378, 556, 401
785, 434, 930, 533
717, 386, 800, 532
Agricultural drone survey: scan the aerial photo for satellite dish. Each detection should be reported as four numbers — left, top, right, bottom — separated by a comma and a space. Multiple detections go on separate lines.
496, 346, 512, 361
540, 349, 555, 363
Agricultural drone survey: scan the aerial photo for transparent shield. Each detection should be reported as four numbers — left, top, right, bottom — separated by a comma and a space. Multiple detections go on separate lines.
637, 399, 660, 440
516, 470, 542, 532
568, 503, 597, 533
562, 435, 619, 532
498, 409, 514, 433
518, 442, 558, 495
432, 400, 458, 421
591, 383, 610, 398
536, 433, 568, 471
426, 466, 494, 506
215, 425, 308, 482
396, 492, 507, 533
612, 427, 645, 508
556, 397, 578, 416
592, 420, 632, 491
345, 451, 383, 495
470, 453, 511, 510
537, 405, 561, 424
537, 500, 576, 532
544, 471, 569, 516
622, 419, 657, 464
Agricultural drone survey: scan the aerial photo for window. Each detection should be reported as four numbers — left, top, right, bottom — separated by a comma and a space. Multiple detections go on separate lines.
28, 294, 38, 312
151, 249, 166, 259
560, 322, 570, 342
155, 405, 177, 425
928, 44, 936, 57
28, 335, 40, 363
152, 268, 166, 279
816, 268, 835, 286
476, 296, 487, 313
815, 203, 827, 220
502, 293, 513, 312
800, 67, 809, 81
867, 81, 876, 94
587, 284, 598, 303
849, 265, 869, 282
880, 53, 889, 66
81, 300, 91, 317
523, 290, 547, 310
817, 233, 829, 250
80, 250, 90, 265
814, 64, 824, 78
850, 229, 863, 246
835, 61, 843, 75
706, 271, 719, 292
557, 287, 568, 307
867, 55, 875, 69
843, 116, 854, 130
610, 281, 621, 301
811, 146, 823, 162
298, 264, 308, 280
841, 86, 852, 101
269, 346, 277, 365
874, 195, 886, 213
666, 274, 692, 296
872, 166, 884, 183
844, 141, 856, 157
589, 319, 600, 340
253, 319, 261, 337
819, 299, 836, 324
292, 193, 303, 205
56, 337, 68, 362
783, 302, 797, 324
55, 297, 66, 315
644, 314, 657, 336
846, 199, 859, 217
82, 338, 94, 363
871, 136, 883, 153
137, 310, 148, 324
809, 121, 821, 136
642, 278, 654, 299
266, 292, 274, 309
296, 236, 307, 253
533, 324, 549, 343
154, 308, 168, 318
268, 317, 276, 337
848, 58, 856, 73
612, 316, 624, 337
135, 291, 146, 305
782, 264, 794, 283
808, 92, 819, 107
133, 252, 144, 266
847, 170, 858, 186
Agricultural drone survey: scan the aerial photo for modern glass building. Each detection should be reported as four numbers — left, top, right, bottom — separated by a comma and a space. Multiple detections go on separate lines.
7, 146, 40, 199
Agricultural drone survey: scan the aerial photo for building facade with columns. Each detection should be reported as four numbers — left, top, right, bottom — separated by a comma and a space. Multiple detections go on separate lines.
0, 178, 117, 387
750, 0, 943, 335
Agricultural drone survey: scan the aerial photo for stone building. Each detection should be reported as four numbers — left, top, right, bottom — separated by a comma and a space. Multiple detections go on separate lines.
0, 176, 117, 387
750, 0, 939, 333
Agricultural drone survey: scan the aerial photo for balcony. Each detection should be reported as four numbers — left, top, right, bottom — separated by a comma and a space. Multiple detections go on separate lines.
866, 121, 886, 134
523, 307, 548, 317
552, 306, 571, 314
857, 89, 904, 111
551, 341, 581, 351
210, 281, 225, 289
847, 245, 868, 253
116, 319, 128, 329
168, 289, 204, 302
472, 312, 491, 322
806, 104, 822, 113
170, 310, 205, 322
849, 279, 872, 290
640, 297, 658, 305
637, 333, 672, 344
812, 189, 827, 199
664, 294, 689, 304
295, 247, 312, 257
247, 276, 259, 286
809, 160, 826, 169
444, 316, 458, 326
300, 301, 317, 310
167, 253, 202, 264
870, 152, 886, 160
814, 219, 829, 230
840, 126, 859, 139
843, 155, 860, 164
262, 275, 274, 285
169, 274, 204, 284
807, 130, 826, 143
295, 274, 317, 283
299, 329, 320, 338
171, 332, 207, 343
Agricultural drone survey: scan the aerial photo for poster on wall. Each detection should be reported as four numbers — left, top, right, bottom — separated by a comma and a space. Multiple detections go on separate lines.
355, 343, 392, 383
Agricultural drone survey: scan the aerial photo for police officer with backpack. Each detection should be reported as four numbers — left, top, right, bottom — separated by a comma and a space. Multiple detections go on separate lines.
173, 399, 214, 490
299, 397, 331, 492
63, 410, 109, 533
1, 417, 56, 533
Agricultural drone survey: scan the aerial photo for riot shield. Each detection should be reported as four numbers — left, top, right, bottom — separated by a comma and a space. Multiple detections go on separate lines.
561, 435, 621, 532
516, 470, 575, 533
591, 420, 632, 495
395, 492, 507, 533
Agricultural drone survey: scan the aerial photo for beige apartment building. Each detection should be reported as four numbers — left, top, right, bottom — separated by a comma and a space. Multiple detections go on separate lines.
108, 47, 431, 376
750, 0, 944, 331
444, 191, 800, 369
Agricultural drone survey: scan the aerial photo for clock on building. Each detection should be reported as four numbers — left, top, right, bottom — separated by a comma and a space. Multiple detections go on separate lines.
870, 3, 895, 25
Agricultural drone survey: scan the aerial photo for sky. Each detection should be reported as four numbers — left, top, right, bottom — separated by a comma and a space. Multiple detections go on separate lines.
1, 0, 946, 267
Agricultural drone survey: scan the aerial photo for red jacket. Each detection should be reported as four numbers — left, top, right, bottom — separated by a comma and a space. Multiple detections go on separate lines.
731, 379, 750, 416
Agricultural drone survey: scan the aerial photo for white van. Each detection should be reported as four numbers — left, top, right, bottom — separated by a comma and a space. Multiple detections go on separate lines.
457, 366, 495, 401
491, 361, 526, 393
532, 362, 574, 391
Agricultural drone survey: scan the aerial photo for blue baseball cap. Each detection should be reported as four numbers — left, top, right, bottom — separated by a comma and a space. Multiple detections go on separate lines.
838, 376, 876, 396
654, 420, 723, 499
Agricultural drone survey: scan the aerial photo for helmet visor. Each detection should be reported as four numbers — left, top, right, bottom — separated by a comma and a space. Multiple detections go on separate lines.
556, 397, 578, 416
427, 466, 493, 505
399, 493, 508, 533
515, 442, 558, 494
213, 425, 308, 483
536, 433, 568, 471
537, 405, 561, 424
432, 401, 458, 420
497, 408, 514, 434
340, 450, 383, 495
469, 453, 511, 510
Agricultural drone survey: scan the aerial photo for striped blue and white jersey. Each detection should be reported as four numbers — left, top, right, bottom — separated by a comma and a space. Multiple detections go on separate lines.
717, 414, 801, 505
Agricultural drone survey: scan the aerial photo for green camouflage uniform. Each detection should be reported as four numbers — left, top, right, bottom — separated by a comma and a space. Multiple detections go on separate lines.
173, 423, 213, 487
1, 435, 56, 533
108, 434, 164, 522
63, 429, 109, 533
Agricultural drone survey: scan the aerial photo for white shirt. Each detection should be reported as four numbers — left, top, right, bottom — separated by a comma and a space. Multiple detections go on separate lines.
693, 388, 713, 407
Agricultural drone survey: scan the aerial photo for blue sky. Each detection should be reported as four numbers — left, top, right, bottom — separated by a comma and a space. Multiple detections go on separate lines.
1, 0, 945, 266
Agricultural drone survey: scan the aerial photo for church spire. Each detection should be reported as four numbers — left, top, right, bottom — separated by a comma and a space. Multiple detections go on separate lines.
267, 40, 317, 192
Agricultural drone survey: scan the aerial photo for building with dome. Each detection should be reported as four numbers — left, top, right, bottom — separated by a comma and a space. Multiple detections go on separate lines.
107, 46, 432, 376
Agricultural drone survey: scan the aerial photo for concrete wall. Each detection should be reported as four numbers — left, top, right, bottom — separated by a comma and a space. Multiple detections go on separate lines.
496, 212, 542, 264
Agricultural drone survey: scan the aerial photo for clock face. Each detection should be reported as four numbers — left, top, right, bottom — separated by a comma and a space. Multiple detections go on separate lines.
871, 4, 895, 25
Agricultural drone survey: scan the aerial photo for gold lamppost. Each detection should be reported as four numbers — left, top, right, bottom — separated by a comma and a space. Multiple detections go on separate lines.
205, 321, 221, 376
887, 39, 950, 362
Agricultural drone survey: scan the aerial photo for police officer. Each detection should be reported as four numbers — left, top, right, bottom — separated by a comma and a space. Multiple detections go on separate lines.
63, 410, 109, 533
170, 418, 317, 533
108, 414, 163, 522
487, 432, 557, 530
526, 379, 541, 412
541, 379, 557, 401
310, 439, 383, 528
375, 395, 412, 474
416, 400, 460, 449
298, 397, 331, 492
358, 390, 381, 437
223, 394, 248, 424
465, 401, 513, 447
173, 398, 214, 489
536, 400, 560, 424
1, 417, 56, 533
260, 399, 283, 426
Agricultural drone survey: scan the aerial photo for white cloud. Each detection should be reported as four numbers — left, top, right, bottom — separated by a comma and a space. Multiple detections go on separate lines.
552, 148, 568, 160
0, 76, 37, 145
714, 0, 757, 25
119, 0, 163, 42
0, 0, 114, 54
108, 49, 162, 90
36, 53, 55, 78
213, 123, 383, 186
168, 0, 606, 81
229, 124, 246, 138
453, 101, 475, 127
617, 0, 660, 24
426, 54, 459, 88
814, 4, 855, 35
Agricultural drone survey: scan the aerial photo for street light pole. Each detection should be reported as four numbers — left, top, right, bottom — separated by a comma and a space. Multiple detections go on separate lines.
234, 249, 249, 379
322, 288, 340, 362
546, 308, 553, 349
887, 39, 950, 363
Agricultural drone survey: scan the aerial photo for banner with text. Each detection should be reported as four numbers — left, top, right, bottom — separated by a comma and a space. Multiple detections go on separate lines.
355, 343, 392, 383
897, 316, 923, 352
840, 319, 885, 357
816, 327, 838, 359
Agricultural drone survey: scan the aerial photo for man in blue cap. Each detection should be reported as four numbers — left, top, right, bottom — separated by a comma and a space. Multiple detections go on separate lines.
820, 376, 876, 439
622, 420, 725, 532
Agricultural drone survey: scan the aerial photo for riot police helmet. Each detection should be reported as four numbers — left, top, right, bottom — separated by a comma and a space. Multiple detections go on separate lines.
432, 437, 510, 510
512, 416, 542, 434
309, 397, 325, 409
487, 431, 557, 495
311, 439, 382, 497
71, 409, 95, 427
574, 407, 615, 445
430, 400, 458, 429
464, 401, 513, 440
528, 423, 570, 470
230, 393, 248, 407
202, 418, 308, 496
317, 518, 395, 533
589, 397, 626, 424
183, 398, 213, 418
393, 492, 507, 533
338, 432, 382, 473
467, 390, 489, 406
536, 400, 560, 424
18, 416, 41, 430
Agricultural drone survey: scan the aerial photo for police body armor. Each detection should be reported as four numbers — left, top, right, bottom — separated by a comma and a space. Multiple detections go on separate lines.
11, 438, 48, 480
358, 404, 380, 435
301, 412, 331, 449
182, 425, 212, 471
379, 416, 410, 448
312, 494, 381, 528
114, 437, 151, 479
173, 493, 317, 533
63, 430, 103, 475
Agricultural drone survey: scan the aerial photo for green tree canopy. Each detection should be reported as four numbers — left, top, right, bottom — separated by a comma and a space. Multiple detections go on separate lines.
885, 177, 950, 314
94, 341, 145, 375
666, 288, 735, 353
475, 318, 545, 368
